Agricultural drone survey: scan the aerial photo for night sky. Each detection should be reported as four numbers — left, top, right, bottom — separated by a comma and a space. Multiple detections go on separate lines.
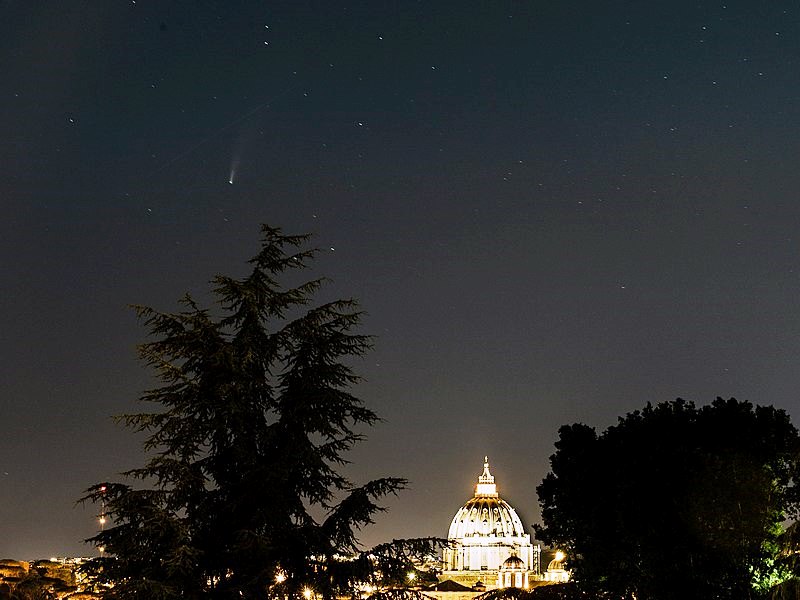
3, 0, 800, 560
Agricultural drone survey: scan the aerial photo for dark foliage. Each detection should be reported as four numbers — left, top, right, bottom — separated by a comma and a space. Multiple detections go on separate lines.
527, 583, 593, 600
476, 583, 589, 600
476, 586, 535, 600
777, 521, 800, 577
80, 225, 439, 600
770, 578, 800, 600
536, 398, 800, 600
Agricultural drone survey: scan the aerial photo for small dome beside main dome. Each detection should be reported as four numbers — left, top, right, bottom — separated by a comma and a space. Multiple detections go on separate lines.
501, 554, 526, 570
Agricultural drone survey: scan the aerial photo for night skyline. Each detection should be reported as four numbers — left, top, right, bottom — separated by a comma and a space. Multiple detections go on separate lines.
3, 0, 800, 559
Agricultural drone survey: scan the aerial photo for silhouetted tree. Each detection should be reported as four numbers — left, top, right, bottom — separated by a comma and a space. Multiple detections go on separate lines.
536, 398, 800, 600
81, 225, 439, 600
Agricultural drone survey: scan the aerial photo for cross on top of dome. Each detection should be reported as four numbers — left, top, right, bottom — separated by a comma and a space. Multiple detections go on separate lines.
475, 456, 498, 497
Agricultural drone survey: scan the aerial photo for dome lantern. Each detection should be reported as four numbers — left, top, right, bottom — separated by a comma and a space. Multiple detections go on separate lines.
475, 456, 498, 497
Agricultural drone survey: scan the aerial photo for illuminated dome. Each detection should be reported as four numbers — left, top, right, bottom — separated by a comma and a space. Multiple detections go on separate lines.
441, 457, 540, 587
543, 551, 570, 583
501, 555, 525, 570
447, 460, 527, 539
547, 552, 565, 571
498, 553, 529, 588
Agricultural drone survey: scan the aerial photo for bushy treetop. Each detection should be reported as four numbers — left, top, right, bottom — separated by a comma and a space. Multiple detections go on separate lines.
81, 225, 439, 600
536, 397, 800, 600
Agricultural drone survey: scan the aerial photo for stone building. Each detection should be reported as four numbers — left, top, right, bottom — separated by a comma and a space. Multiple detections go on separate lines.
440, 458, 540, 590
0, 558, 101, 599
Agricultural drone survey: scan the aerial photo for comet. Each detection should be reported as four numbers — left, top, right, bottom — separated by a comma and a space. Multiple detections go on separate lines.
228, 160, 238, 185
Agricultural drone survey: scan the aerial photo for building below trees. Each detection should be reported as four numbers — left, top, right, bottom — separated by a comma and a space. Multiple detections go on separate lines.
0, 558, 100, 599
436, 458, 569, 594
3, 457, 568, 600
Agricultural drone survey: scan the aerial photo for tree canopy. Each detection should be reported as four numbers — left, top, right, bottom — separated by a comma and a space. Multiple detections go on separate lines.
535, 398, 800, 600
81, 225, 438, 600
474, 583, 586, 600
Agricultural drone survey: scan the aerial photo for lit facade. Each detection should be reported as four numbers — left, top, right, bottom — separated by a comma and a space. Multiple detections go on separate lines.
440, 458, 540, 589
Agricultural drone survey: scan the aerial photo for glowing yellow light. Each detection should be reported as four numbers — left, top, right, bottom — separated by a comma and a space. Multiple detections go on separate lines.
303, 588, 313, 599
407, 572, 416, 582
475, 457, 498, 497
275, 572, 286, 584
98, 546, 105, 554
554, 550, 565, 562
99, 517, 106, 525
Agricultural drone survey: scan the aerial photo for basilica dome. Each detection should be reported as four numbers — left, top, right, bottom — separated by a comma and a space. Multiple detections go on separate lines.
441, 458, 540, 584
447, 460, 527, 539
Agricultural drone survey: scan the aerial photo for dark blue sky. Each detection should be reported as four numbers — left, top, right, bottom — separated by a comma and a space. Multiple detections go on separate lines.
3, 0, 800, 559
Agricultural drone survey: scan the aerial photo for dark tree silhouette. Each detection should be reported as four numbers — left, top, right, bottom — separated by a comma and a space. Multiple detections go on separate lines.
536, 398, 800, 600
475, 583, 589, 600
80, 225, 439, 600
